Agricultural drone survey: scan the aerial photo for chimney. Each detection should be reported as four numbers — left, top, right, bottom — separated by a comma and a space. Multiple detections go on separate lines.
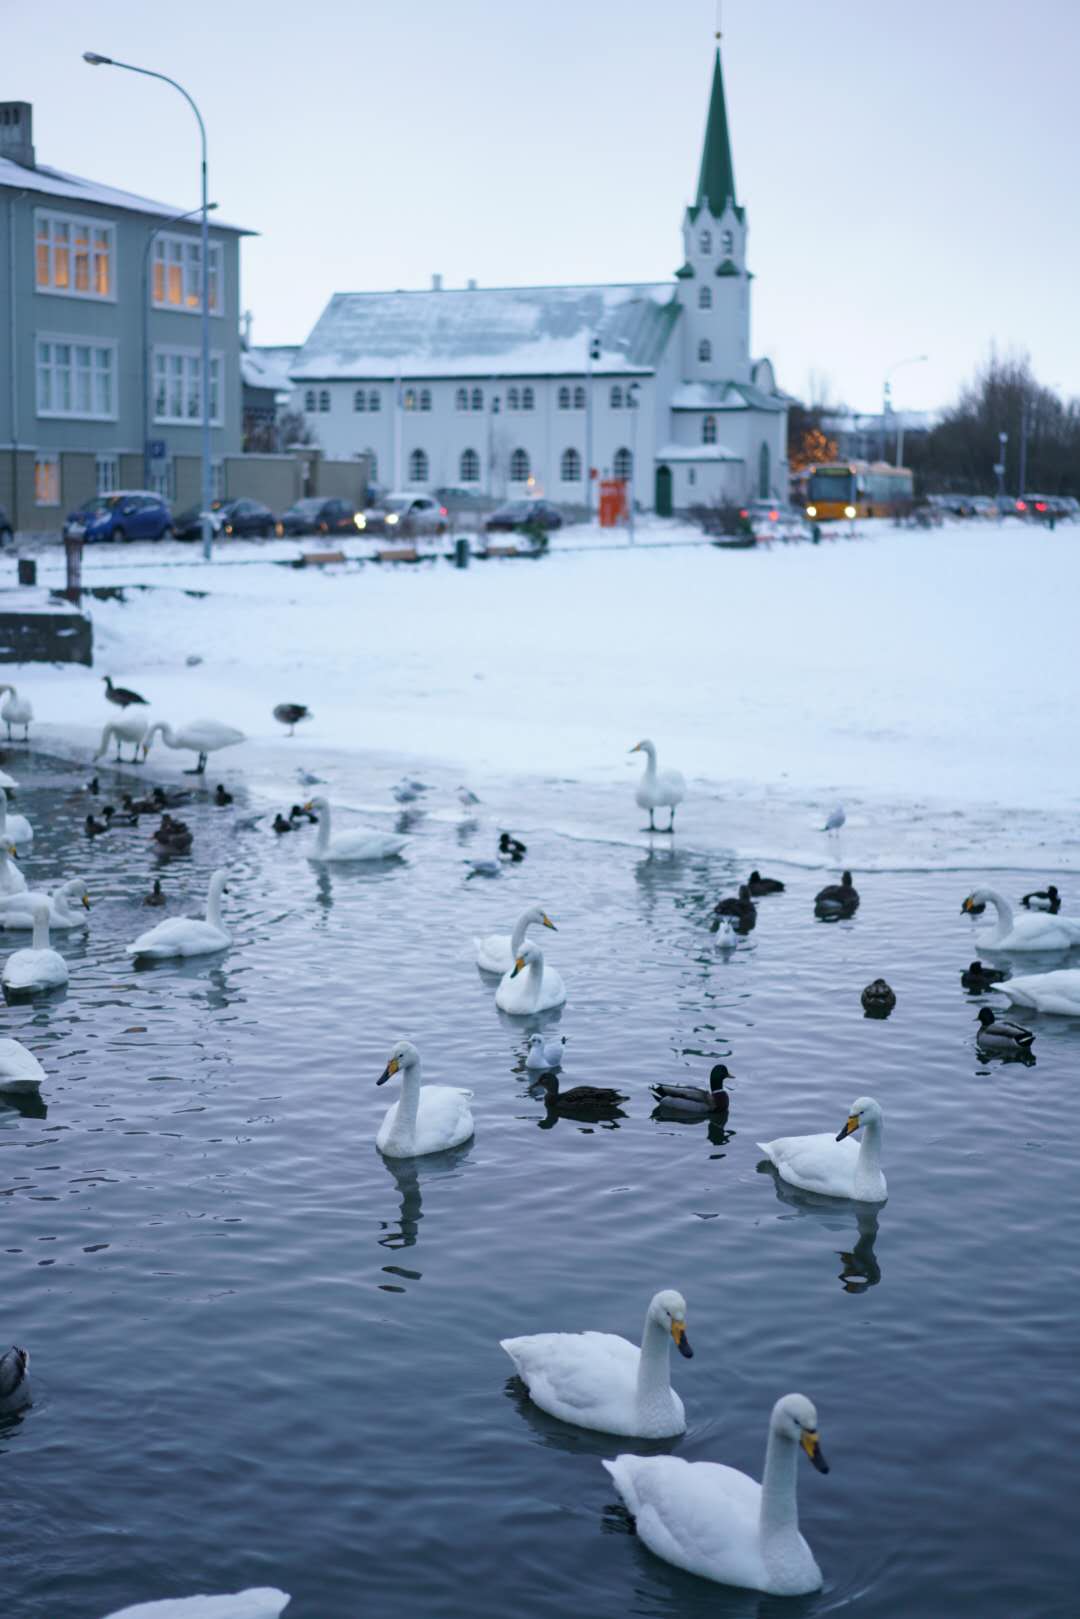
431, 272, 443, 291
0, 102, 35, 169
466, 277, 477, 291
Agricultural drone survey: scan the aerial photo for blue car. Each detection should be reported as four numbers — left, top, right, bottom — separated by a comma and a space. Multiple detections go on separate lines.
63, 490, 173, 543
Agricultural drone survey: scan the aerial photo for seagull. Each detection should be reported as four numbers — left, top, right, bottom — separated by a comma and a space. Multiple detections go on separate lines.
273, 703, 311, 736
464, 858, 500, 879
295, 767, 325, 786
458, 786, 481, 810
103, 675, 149, 710
822, 804, 846, 832
392, 781, 421, 804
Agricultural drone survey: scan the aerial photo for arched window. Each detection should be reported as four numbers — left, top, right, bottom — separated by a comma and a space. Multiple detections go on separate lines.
364, 448, 378, 481
403, 387, 416, 411
419, 388, 431, 412
509, 448, 530, 482
522, 386, 534, 411
758, 441, 771, 499
456, 386, 468, 411
721, 229, 733, 254
698, 339, 711, 364
353, 388, 366, 412
699, 229, 712, 253
319, 389, 330, 412
573, 385, 586, 409
369, 390, 381, 412
698, 286, 712, 309
460, 447, 480, 483
471, 386, 484, 411
304, 389, 316, 412
507, 386, 519, 411
702, 414, 717, 445
408, 448, 429, 483
610, 384, 623, 409
557, 385, 570, 410
560, 447, 581, 482
613, 446, 632, 479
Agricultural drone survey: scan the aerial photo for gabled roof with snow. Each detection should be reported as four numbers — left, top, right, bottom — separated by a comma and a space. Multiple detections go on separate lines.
671, 379, 785, 413
655, 442, 742, 462
0, 155, 251, 232
289, 283, 681, 382
241, 345, 300, 393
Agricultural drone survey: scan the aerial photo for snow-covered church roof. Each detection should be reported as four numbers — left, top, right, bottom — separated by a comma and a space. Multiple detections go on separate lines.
289, 282, 681, 382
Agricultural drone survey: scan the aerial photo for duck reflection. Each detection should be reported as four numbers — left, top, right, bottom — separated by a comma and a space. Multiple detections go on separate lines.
762, 1168, 884, 1293
376, 1140, 473, 1263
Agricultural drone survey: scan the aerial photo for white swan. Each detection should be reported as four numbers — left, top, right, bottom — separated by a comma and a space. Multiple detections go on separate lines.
474, 904, 557, 974
630, 738, 686, 832
95, 713, 150, 763
0, 768, 18, 789
0, 684, 32, 741
143, 718, 246, 774
2, 898, 68, 993
495, 939, 567, 1014
603, 1393, 828, 1595
759, 1096, 887, 1202
0, 877, 90, 930
375, 1039, 474, 1158
0, 843, 27, 895
993, 968, 1080, 1015
127, 869, 230, 959
99, 1592, 291, 1619
502, 1288, 692, 1438
0, 787, 33, 847
0, 1038, 46, 1093
304, 796, 407, 862
962, 888, 1080, 952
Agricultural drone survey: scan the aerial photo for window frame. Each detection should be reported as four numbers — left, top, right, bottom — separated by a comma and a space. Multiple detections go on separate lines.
34, 452, 60, 506
150, 230, 225, 317
34, 208, 116, 303
460, 447, 480, 484
456, 386, 468, 411
521, 386, 534, 412
35, 333, 118, 421
471, 386, 484, 411
408, 447, 430, 483
699, 228, 712, 253
699, 285, 712, 309
369, 390, 381, 412
573, 385, 586, 410
560, 446, 582, 483
354, 388, 366, 412
419, 388, 432, 412
610, 384, 623, 410
613, 446, 633, 479
509, 447, 530, 483
698, 339, 712, 364
304, 389, 316, 412
702, 414, 717, 445
95, 453, 120, 494
557, 385, 571, 411
151, 345, 225, 427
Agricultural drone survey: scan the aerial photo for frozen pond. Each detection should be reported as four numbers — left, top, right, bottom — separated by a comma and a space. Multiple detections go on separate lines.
3, 752, 1079, 1617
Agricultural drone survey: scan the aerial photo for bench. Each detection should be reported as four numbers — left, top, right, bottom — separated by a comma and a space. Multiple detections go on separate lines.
301, 549, 346, 566
376, 546, 419, 563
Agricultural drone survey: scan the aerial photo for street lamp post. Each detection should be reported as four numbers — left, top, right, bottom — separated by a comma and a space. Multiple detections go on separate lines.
585, 334, 600, 520
626, 382, 640, 544
882, 354, 929, 467
995, 431, 1008, 511
141, 202, 217, 491
83, 52, 215, 560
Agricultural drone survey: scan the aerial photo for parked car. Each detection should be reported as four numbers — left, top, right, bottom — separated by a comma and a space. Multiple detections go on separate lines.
63, 491, 173, 543
741, 499, 812, 541
278, 497, 358, 537
355, 493, 449, 537
484, 498, 563, 534
173, 500, 227, 541
0, 506, 12, 546
434, 485, 491, 515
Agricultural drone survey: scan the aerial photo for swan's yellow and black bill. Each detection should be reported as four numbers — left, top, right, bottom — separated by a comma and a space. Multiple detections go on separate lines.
81, 893, 91, 910
961, 895, 977, 914
836, 1114, 860, 1142
628, 742, 642, 753
671, 1319, 693, 1359
302, 799, 315, 813
5, 842, 17, 856
510, 955, 526, 978
376, 1056, 400, 1087
800, 1429, 829, 1473
542, 915, 558, 931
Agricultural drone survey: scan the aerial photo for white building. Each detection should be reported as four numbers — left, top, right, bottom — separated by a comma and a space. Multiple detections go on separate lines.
288, 45, 787, 514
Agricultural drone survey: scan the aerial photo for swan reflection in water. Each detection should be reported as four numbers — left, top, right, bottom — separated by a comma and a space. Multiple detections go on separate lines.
376, 1140, 474, 1265
760, 1164, 884, 1292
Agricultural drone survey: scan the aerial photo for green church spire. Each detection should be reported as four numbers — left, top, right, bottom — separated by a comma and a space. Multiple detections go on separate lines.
694, 48, 738, 219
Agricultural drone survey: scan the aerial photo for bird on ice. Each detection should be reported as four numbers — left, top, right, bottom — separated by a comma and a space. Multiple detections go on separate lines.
822, 804, 846, 832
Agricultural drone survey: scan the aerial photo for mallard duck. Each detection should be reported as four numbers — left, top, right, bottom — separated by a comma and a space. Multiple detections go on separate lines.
153, 814, 192, 854
289, 802, 318, 824
975, 1006, 1034, 1052
532, 1072, 626, 1112
103, 674, 149, 710
651, 1063, 731, 1117
961, 960, 1007, 991
273, 702, 311, 735
1021, 885, 1061, 914
714, 885, 757, 930
86, 776, 99, 795
0, 1345, 31, 1413
815, 871, 859, 914
747, 869, 785, 895
214, 783, 234, 807
152, 785, 192, 808
272, 813, 294, 835
861, 978, 896, 1015
144, 879, 166, 907
630, 738, 686, 832
85, 813, 109, 838
499, 832, 527, 860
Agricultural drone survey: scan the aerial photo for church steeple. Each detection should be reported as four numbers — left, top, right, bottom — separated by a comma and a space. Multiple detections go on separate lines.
694, 48, 738, 220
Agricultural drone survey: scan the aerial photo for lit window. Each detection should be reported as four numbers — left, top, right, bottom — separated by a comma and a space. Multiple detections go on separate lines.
34, 453, 59, 506
151, 231, 224, 314
369, 390, 381, 412
35, 211, 114, 300
319, 389, 330, 412
460, 447, 480, 483
702, 414, 717, 444
471, 386, 484, 411
557, 386, 570, 410
699, 286, 712, 309
408, 448, 429, 482
614, 447, 632, 478
507, 386, 519, 411
698, 339, 712, 364
354, 389, 366, 411
419, 388, 432, 412
610, 384, 623, 409
573, 385, 586, 409
403, 388, 416, 411
560, 447, 581, 482
95, 454, 119, 493
522, 386, 534, 411
152, 347, 224, 425
456, 386, 468, 410
36, 338, 116, 419
721, 229, 733, 253
510, 448, 530, 482
304, 389, 316, 412
699, 229, 712, 253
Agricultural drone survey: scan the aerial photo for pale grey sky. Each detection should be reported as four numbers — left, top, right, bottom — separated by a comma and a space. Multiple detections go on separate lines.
7, 0, 1077, 411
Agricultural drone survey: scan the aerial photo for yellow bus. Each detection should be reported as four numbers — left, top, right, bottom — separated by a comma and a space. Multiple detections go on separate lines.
804, 461, 914, 521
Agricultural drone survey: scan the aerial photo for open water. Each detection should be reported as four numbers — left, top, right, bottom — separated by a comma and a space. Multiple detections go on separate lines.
2, 752, 1078, 1618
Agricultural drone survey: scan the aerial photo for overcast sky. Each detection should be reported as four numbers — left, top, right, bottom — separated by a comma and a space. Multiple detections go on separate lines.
8, 0, 1077, 411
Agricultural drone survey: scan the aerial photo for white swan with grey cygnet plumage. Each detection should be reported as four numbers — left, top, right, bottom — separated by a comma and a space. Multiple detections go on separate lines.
303, 796, 407, 862
474, 904, 558, 974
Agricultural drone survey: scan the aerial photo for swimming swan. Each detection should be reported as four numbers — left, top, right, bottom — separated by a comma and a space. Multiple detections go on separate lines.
0, 844, 28, 896
759, 1096, 887, 1202
501, 1288, 692, 1437
992, 967, 1080, 1015
630, 738, 686, 832
0, 878, 90, 931
475, 904, 557, 974
0, 788, 33, 848
375, 1039, 474, 1158
143, 719, 246, 774
0, 1038, 46, 1093
495, 939, 567, 1014
603, 1392, 828, 1595
127, 870, 230, 959
304, 796, 407, 862
2, 898, 68, 993
962, 888, 1080, 952
98, 1591, 291, 1618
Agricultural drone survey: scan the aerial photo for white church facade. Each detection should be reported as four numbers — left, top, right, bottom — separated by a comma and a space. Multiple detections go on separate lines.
288, 47, 788, 515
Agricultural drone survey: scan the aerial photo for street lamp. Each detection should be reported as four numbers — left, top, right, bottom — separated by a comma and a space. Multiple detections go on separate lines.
141, 202, 217, 491
882, 353, 928, 467
995, 431, 1008, 511
83, 51, 215, 560
626, 383, 640, 544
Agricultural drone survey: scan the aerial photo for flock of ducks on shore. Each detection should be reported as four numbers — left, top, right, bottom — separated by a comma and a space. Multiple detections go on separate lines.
2, 724, 1078, 1615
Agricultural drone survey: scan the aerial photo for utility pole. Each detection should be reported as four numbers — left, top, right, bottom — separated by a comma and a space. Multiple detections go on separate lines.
995, 431, 1008, 510
1018, 397, 1032, 498
585, 333, 600, 519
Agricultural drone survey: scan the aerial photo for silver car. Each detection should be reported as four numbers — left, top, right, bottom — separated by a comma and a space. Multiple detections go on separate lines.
354, 492, 448, 537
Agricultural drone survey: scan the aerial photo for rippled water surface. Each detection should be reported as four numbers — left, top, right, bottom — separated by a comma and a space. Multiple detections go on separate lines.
3, 753, 1079, 1618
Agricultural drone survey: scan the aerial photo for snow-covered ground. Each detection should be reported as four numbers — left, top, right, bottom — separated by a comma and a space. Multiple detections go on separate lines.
3, 517, 1076, 872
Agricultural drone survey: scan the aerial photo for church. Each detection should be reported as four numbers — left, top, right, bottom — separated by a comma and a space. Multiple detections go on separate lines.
288, 45, 788, 515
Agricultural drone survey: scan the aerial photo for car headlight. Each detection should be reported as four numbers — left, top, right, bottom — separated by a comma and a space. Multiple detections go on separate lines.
844, 505, 856, 519
386, 513, 399, 525
806, 505, 817, 517
354, 515, 366, 530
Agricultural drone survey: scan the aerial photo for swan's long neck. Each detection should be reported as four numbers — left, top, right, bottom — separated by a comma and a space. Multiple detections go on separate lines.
0, 792, 8, 831
853, 1116, 884, 1200
391, 1057, 422, 1145
32, 908, 50, 951
314, 802, 331, 855
510, 909, 540, 954
206, 874, 226, 928
519, 955, 544, 1005
640, 744, 658, 780
634, 1312, 675, 1424
759, 1425, 802, 1553
982, 890, 1014, 941
147, 721, 169, 748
